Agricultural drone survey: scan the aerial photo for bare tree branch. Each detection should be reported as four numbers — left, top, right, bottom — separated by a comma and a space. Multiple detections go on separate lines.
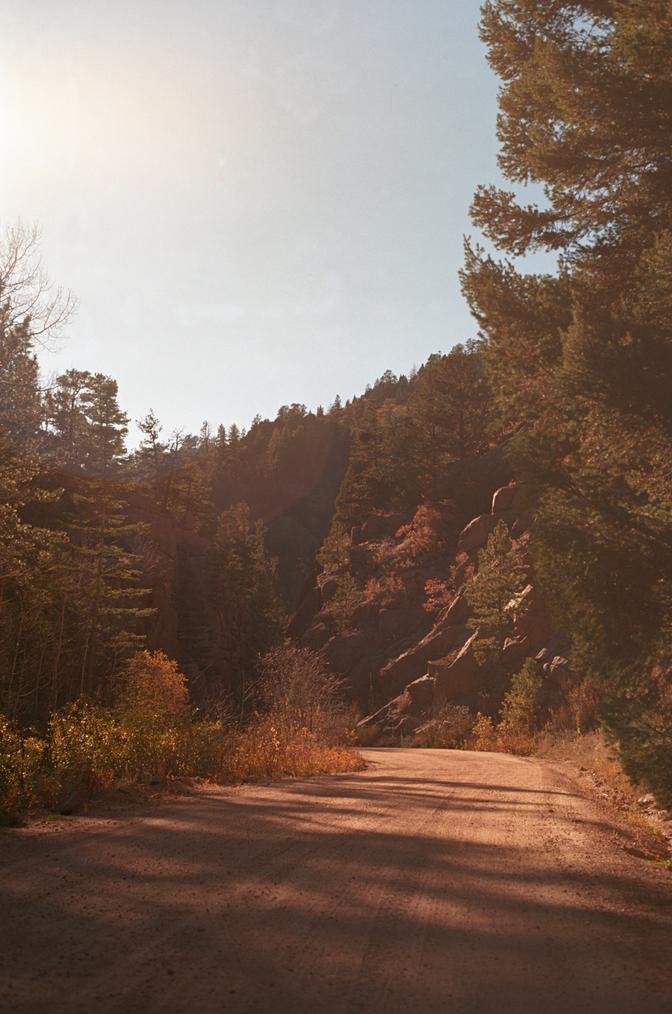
0, 221, 77, 346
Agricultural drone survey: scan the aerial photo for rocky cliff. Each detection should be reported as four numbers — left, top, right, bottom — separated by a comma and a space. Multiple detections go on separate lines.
290, 447, 579, 745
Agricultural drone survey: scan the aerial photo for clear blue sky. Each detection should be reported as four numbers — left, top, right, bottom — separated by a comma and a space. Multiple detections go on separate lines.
2, 0, 517, 437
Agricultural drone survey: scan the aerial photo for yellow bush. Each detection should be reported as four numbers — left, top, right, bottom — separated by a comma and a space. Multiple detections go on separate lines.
0, 715, 45, 822
470, 713, 497, 751
47, 702, 122, 793
116, 650, 189, 721
1, 647, 362, 818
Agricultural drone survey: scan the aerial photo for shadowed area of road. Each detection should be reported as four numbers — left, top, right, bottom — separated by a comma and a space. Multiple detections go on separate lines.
1, 748, 670, 1013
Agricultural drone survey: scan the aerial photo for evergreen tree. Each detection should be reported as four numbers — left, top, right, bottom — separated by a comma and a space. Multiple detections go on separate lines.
47, 370, 128, 473
465, 521, 527, 668
461, 0, 672, 795
178, 502, 285, 712
409, 342, 493, 485
65, 479, 152, 698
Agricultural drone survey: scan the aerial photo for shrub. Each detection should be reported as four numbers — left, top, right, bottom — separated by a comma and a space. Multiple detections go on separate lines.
47, 702, 122, 796
412, 703, 473, 748
470, 713, 497, 751
423, 578, 454, 614
220, 716, 361, 782
1, 647, 362, 818
0, 716, 44, 822
328, 573, 365, 631
365, 572, 404, 606
605, 665, 672, 809
116, 650, 190, 721
114, 650, 196, 780
395, 505, 445, 566
257, 642, 348, 743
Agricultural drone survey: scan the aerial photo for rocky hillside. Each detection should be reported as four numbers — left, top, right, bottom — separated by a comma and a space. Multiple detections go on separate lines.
291, 447, 580, 745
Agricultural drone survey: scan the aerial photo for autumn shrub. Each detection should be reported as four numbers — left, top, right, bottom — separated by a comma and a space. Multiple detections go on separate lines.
116, 650, 190, 720
395, 505, 445, 567
470, 713, 498, 751
256, 642, 349, 742
219, 643, 361, 781
0, 715, 44, 822
1, 647, 362, 818
412, 703, 473, 748
423, 578, 454, 614
47, 702, 123, 796
365, 572, 404, 606
221, 716, 361, 781
114, 650, 195, 779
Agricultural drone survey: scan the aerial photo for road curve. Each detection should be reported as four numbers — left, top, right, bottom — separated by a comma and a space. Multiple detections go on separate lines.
1, 748, 670, 1013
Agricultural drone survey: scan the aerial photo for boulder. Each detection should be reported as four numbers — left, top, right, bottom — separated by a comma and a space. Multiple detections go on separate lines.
356, 674, 438, 745
360, 513, 407, 543
502, 635, 530, 667
322, 630, 367, 675
428, 632, 481, 701
509, 584, 550, 646
452, 555, 472, 589
351, 599, 380, 632
348, 544, 372, 576
301, 621, 331, 651
457, 514, 497, 555
442, 589, 471, 626
547, 655, 579, 690
287, 583, 321, 640
406, 673, 437, 710
378, 622, 471, 697
511, 517, 531, 540
396, 715, 421, 737
491, 483, 525, 515
318, 575, 339, 604
379, 606, 422, 642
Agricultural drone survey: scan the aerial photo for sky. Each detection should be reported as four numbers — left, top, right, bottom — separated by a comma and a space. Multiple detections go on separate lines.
2, 0, 520, 438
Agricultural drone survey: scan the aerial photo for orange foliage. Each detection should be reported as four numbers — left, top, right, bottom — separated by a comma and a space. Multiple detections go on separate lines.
395, 504, 444, 563
116, 650, 190, 720
423, 578, 454, 614
365, 572, 404, 605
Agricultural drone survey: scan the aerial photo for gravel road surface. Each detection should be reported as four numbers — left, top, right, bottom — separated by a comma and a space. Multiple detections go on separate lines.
1, 748, 670, 1013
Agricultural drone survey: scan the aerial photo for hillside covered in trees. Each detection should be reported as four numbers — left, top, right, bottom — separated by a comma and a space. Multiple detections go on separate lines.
1, 0, 671, 811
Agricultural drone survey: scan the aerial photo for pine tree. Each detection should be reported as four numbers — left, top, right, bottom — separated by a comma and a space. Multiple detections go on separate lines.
408, 342, 493, 486
465, 521, 527, 668
176, 502, 285, 712
65, 479, 153, 698
461, 0, 672, 796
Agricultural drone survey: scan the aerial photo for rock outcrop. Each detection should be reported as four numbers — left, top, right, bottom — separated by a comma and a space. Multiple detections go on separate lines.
288, 453, 572, 748
351, 479, 572, 744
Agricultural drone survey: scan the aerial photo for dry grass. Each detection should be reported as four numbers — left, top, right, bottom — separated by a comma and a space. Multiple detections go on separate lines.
535, 729, 647, 804
536, 729, 671, 864
220, 721, 364, 782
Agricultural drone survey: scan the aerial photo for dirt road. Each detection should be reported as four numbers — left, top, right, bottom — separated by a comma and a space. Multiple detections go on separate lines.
1, 749, 670, 1013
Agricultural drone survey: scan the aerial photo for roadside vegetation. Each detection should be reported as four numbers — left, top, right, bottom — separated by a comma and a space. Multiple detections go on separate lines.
0, 644, 361, 825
